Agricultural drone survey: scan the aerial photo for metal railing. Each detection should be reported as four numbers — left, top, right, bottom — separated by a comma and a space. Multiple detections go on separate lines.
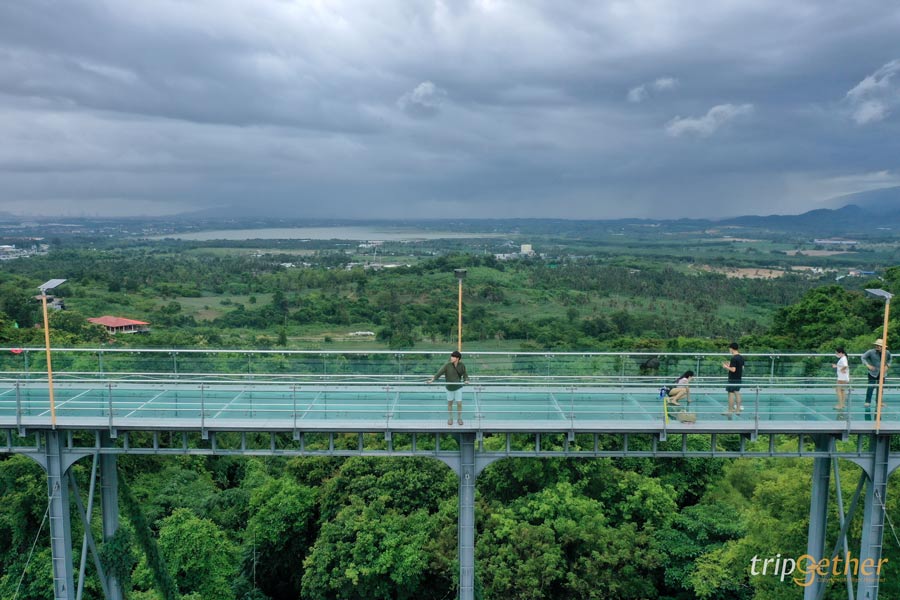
1, 349, 894, 434
0, 348, 877, 382
1, 376, 896, 434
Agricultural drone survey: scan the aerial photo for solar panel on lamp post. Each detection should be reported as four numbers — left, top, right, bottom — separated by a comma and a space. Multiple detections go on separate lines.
39, 279, 67, 428
865, 288, 893, 431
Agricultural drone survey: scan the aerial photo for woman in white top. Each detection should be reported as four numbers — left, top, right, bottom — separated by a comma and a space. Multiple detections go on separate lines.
832, 347, 850, 409
666, 370, 694, 406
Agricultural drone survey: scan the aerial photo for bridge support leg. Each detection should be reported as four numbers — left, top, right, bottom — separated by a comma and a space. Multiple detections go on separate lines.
458, 432, 476, 600
100, 436, 123, 600
856, 434, 890, 600
804, 436, 831, 599
46, 430, 75, 599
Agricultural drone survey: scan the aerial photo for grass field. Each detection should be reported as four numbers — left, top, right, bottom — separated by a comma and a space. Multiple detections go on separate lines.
174, 294, 275, 320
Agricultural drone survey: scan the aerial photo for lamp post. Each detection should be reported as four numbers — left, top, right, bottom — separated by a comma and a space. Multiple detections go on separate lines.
865, 288, 893, 431
454, 269, 467, 352
39, 279, 66, 428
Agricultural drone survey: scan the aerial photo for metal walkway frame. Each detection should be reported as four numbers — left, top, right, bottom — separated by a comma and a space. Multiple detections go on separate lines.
5, 427, 898, 600
2, 348, 899, 600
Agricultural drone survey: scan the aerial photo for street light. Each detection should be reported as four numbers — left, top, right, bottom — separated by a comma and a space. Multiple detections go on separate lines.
454, 269, 467, 352
39, 279, 66, 428
865, 288, 893, 431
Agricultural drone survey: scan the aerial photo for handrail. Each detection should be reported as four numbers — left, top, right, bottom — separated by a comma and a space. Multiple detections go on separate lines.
0, 374, 887, 387
0, 347, 871, 357
0, 350, 867, 378
1, 377, 896, 436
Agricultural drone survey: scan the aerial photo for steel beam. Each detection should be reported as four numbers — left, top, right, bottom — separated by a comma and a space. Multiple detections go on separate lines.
8, 429, 896, 461
46, 430, 75, 599
68, 471, 111, 599
100, 432, 123, 600
856, 435, 890, 600
458, 433, 476, 600
804, 436, 832, 599
831, 461, 856, 600
8, 427, 898, 600
76, 454, 98, 600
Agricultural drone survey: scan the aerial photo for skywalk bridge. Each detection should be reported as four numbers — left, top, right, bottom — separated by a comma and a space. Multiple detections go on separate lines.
2, 349, 899, 600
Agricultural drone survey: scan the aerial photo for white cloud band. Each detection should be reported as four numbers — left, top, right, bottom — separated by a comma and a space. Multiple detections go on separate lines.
397, 81, 447, 117
665, 103, 754, 137
846, 59, 900, 124
626, 76, 679, 103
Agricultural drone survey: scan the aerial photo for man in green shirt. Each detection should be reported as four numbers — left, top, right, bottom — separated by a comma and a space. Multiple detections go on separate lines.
428, 350, 469, 425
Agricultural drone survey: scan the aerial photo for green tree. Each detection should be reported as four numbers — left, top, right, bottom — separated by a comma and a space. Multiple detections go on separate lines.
689, 456, 900, 600
126, 460, 219, 525
243, 467, 318, 600
656, 501, 748, 598
0, 282, 39, 328
478, 481, 665, 599
301, 498, 437, 600
770, 286, 878, 350
317, 457, 455, 524
0, 456, 53, 600
155, 508, 238, 600
49, 309, 108, 343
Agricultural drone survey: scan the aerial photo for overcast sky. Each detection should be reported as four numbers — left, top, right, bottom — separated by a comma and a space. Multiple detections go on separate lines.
1, 1, 900, 220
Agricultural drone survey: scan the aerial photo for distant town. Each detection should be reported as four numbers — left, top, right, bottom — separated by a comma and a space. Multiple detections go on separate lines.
0, 241, 48, 260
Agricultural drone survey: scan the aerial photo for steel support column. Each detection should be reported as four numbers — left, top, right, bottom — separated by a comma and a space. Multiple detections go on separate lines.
857, 435, 890, 600
100, 435, 123, 600
46, 430, 75, 600
831, 459, 856, 600
804, 435, 832, 600
458, 433, 476, 600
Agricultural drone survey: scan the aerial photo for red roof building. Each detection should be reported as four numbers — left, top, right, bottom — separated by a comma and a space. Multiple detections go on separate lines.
88, 316, 150, 334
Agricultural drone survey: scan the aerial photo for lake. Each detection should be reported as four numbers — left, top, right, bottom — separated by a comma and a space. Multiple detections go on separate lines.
156, 227, 500, 242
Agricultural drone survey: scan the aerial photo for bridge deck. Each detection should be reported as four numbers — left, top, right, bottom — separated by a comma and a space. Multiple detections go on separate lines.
1, 380, 897, 434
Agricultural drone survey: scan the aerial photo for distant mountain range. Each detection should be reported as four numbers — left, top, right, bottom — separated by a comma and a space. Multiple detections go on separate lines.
3, 186, 900, 238
718, 186, 900, 234
718, 204, 877, 233
175, 185, 900, 236
825, 185, 900, 213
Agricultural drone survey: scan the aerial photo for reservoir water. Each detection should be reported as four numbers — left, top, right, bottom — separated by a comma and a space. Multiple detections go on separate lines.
158, 226, 499, 241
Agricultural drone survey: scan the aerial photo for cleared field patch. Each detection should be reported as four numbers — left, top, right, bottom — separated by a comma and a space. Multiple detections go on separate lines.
694, 265, 786, 279
784, 249, 853, 256
174, 294, 274, 321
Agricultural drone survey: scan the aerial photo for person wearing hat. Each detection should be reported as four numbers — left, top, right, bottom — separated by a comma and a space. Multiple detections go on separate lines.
428, 350, 469, 425
861, 339, 892, 409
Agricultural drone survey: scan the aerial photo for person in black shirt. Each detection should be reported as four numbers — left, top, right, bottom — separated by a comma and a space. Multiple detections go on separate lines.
722, 342, 745, 417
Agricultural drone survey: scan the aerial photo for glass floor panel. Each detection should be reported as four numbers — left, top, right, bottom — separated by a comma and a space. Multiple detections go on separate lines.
1, 384, 896, 431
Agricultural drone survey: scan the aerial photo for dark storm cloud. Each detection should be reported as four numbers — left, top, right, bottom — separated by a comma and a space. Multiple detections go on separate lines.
0, 0, 899, 219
